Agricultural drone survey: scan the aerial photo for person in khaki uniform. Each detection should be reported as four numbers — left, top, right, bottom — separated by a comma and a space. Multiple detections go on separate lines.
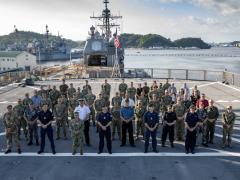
70, 112, 85, 155
111, 101, 121, 140
54, 98, 68, 140
13, 99, 28, 141
85, 89, 97, 126
172, 97, 187, 141
134, 101, 146, 140
204, 99, 219, 145
222, 106, 236, 148
3, 105, 21, 154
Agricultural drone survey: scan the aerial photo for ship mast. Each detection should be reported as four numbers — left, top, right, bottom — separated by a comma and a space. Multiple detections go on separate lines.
90, 0, 122, 40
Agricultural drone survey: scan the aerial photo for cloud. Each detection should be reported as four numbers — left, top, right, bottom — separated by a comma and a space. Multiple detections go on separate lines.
159, 0, 240, 15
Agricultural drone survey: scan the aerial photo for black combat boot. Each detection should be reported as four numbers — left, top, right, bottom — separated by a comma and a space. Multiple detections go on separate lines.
4, 149, 11, 154
17, 149, 22, 154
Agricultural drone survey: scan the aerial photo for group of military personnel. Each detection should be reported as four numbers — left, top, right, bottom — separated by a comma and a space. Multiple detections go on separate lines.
1, 78, 236, 155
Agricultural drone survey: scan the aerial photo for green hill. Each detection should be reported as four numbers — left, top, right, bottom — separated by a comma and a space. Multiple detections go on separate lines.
174, 38, 210, 49
120, 33, 210, 49
0, 31, 79, 49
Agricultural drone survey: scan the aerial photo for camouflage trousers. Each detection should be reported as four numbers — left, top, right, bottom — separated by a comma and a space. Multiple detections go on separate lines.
135, 118, 144, 138
222, 126, 233, 146
203, 120, 216, 144
112, 118, 122, 140
17, 117, 28, 140
175, 117, 185, 141
89, 106, 96, 125
56, 117, 67, 138
72, 132, 84, 153
6, 131, 20, 150
28, 123, 39, 143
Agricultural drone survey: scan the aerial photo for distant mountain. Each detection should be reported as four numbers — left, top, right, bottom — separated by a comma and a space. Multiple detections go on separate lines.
120, 33, 211, 49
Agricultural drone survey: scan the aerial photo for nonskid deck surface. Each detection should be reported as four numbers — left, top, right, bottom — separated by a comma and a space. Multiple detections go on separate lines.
0, 79, 240, 180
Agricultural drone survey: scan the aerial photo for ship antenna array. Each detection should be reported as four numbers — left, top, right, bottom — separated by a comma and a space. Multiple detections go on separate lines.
90, 0, 122, 40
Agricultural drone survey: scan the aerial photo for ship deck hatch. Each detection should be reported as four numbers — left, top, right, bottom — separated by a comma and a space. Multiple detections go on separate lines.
87, 55, 107, 66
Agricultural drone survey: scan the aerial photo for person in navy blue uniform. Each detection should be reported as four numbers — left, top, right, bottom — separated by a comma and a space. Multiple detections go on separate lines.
97, 106, 112, 154
120, 100, 135, 147
37, 104, 56, 154
144, 104, 159, 153
162, 105, 177, 148
185, 105, 200, 154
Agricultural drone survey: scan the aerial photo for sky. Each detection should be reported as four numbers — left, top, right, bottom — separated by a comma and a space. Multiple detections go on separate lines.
0, 0, 239, 43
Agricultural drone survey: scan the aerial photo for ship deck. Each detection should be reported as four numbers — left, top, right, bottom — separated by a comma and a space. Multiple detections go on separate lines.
0, 79, 240, 180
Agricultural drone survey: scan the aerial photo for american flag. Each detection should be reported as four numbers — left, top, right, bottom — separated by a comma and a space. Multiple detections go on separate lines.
114, 36, 121, 49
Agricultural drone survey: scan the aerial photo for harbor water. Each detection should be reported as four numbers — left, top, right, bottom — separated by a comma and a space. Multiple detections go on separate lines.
40, 47, 240, 73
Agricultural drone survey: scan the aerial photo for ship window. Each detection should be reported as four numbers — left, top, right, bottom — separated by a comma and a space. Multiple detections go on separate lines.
3, 67, 5, 70
87, 55, 107, 66
7, 59, 9, 61
2, 59, 5, 61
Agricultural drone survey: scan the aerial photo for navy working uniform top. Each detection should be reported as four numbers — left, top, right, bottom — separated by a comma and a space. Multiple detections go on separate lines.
144, 111, 159, 128
98, 112, 112, 130
185, 112, 199, 128
163, 112, 177, 124
120, 107, 134, 120
25, 108, 38, 122
38, 110, 54, 126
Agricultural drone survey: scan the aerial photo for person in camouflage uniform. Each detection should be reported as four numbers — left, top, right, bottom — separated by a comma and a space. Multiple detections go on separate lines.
22, 93, 33, 111
161, 90, 172, 115
49, 85, 61, 111
111, 101, 121, 140
76, 87, 84, 99
59, 79, 68, 97
54, 98, 68, 140
142, 82, 150, 99
183, 93, 192, 110
157, 83, 164, 101
172, 97, 187, 141
101, 79, 111, 102
40, 93, 52, 110
70, 112, 85, 155
196, 103, 207, 146
204, 99, 219, 145
38, 85, 46, 98
149, 86, 160, 101
3, 105, 21, 154
127, 82, 137, 102
111, 92, 122, 107
222, 106, 236, 148
149, 94, 161, 114
135, 101, 146, 140
69, 93, 78, 119
94, 94, 105, 121
139, 91, 149, 110
162, 79, 171, 92
85, 89, 97, 126
119, 78, 128, 98
24, 103, 39, 146
68, 83, 76, 99
61, 94, 69, 126
13, 99, 28, 141
83, 80, 92, 92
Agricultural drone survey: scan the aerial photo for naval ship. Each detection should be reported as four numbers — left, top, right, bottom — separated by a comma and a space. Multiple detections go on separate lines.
83, 0, 124, 71
27, 25, 83, 62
